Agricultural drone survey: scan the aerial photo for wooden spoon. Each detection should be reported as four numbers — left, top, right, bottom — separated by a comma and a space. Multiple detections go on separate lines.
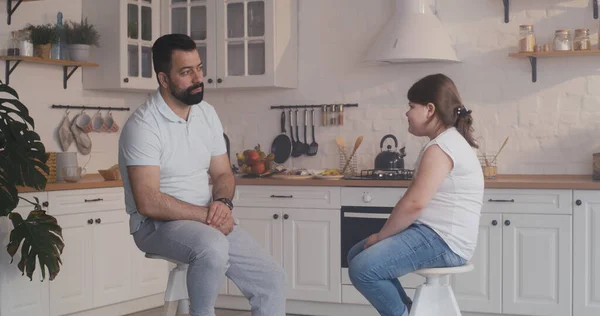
335, 136, 348, 161
341, 136, 363, 174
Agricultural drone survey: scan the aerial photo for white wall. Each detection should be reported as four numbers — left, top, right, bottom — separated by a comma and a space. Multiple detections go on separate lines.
2, 0, 600, 175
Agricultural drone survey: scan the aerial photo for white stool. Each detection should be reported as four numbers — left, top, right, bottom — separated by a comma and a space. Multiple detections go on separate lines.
145, 253, 190, 316
409, 263, 473, 316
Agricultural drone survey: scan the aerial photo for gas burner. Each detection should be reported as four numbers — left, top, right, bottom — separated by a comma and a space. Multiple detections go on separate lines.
344, 169, 414, 180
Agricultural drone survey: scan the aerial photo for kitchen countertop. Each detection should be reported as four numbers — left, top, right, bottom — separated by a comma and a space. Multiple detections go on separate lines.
16, 174, 600, 192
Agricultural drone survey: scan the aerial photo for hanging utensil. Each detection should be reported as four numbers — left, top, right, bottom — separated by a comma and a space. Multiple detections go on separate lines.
270, 110, 292, 163
302, 109, 310, 155
291, 109, 302, 157
307, 109, 318, 156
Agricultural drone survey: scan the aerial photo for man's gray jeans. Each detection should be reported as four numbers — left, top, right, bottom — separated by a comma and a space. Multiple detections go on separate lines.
133, 218, 287, 316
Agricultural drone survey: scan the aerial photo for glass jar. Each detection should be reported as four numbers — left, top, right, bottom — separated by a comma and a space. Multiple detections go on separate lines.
18, 29, 34, 57
7, 31, 20, 56
553, 29, 572, 51
519, 25, 535, 52
573, 28, 591, 51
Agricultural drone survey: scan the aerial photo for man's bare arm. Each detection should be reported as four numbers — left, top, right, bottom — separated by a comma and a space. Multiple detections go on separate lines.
128, 165, 209, 223
209, 153, 235, 200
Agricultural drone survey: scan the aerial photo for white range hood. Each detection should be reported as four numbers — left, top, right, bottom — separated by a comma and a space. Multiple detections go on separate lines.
365, 0, 459, 63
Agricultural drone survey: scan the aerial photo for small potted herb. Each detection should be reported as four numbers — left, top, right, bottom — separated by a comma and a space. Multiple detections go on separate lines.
27, 23, 58, 59
65, 18, 100, 62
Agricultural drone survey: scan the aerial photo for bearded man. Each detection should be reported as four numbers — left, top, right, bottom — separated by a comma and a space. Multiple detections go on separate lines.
118, 34, 286, 316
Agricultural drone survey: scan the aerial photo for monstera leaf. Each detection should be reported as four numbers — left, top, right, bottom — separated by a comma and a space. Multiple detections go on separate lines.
0, 80, 59, 281
0, 80, 48, 216
6, 197, 64, 281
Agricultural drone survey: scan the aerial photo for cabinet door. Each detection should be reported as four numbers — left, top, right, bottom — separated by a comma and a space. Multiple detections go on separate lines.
574, 190, 600, 316
0, 193, 50, 316
215, 0, 274, 88
91, 210, 132, 307
168, 0, 219, 88
502, 214, 572, 316
283, 208, 341, 302
450, 214, 502, 314
49, 213, 94, 316
226, 207, 283, 296
122, 0, 161, 89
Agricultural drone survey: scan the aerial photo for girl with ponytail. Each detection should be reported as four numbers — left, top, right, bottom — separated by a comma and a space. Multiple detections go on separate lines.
347, 74, 484, 316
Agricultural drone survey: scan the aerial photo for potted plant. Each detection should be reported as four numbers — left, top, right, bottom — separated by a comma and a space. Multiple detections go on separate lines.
27, 23, 58, 59
0, 80, 64, 281
65, 17, 100, 62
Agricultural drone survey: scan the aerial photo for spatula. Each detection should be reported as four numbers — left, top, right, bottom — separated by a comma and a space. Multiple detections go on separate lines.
307, 109, 318, 156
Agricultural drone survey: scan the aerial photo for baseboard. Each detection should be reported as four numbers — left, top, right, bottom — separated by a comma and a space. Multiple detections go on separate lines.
65, 293, 165, 316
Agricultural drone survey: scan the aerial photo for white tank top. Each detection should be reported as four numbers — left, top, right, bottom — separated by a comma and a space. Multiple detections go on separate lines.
413, 127, 484, 261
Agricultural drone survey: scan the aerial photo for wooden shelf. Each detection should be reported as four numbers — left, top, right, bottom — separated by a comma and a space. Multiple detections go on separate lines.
0, 56, 99, 89
6, 0, 43, 25
508, 50, 600, 82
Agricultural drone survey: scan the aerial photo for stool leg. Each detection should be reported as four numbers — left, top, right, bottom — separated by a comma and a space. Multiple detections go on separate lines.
177, 298, 190, 315
409, 276, 461, 316
161, 300, 179, 316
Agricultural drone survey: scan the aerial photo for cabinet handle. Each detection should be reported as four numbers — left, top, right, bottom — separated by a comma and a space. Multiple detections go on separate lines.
576, 199, 582, 206
488, 199, 515, 203
504, 220, 511, 226
491, 220, 498, 226
123, 78, 129, 83
95, 218, 101, 224
207, 78, 213, 84
273, 214, 279, 219
270, 195, 293, 199
217, 78, 223, 83
42, 201, 49, 207
85, 198, 104, 203
283, 214, 289, 220
87, 219, 93, 225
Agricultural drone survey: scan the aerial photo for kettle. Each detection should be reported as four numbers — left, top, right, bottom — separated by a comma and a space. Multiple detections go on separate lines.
374, 134, 406, 170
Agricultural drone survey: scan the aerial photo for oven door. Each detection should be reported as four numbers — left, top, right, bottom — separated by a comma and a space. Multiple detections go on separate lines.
341, 206, 392, 284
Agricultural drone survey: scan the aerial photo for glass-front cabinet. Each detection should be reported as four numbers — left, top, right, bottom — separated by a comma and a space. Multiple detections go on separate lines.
163, 0, 297, 89
82, 0, 161, 91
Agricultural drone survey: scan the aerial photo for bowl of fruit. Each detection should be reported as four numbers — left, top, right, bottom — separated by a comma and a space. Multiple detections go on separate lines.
236, 144, 280, 178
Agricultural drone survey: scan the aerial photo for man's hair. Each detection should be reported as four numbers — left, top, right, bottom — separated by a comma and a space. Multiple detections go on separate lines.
152, 34, 197, 78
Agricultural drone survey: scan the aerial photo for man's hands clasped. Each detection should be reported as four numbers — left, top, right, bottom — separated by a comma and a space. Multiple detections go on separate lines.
207, 201, 234, 235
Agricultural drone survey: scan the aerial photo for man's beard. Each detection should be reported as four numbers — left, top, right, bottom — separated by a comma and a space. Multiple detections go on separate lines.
170, 81, 204, 106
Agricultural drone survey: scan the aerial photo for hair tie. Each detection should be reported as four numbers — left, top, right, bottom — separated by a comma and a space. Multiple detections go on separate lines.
456, 107, 472, 118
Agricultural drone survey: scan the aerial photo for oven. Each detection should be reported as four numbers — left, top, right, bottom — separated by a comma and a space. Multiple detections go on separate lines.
340, 187, 424, 290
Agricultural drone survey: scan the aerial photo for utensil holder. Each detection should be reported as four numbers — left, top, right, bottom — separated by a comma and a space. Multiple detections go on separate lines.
479, 155, 497, 179
339, 149, 358, 176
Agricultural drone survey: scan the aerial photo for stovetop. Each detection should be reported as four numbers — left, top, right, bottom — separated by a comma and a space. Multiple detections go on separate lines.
344, 169, 414, 180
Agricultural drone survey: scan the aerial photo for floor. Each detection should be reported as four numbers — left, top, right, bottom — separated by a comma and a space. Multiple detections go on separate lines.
127, 307, 302, 316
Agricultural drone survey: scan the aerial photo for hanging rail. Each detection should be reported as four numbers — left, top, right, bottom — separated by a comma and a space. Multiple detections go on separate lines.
51, 104, 130, 111
270, 103, 358, 110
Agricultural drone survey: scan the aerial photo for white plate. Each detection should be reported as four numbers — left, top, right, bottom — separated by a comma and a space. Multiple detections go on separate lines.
313, 174, 345, 180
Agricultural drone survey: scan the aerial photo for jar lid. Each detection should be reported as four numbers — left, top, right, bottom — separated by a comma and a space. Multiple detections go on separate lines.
520, 24, 534, 30
555, 29, 570, 34
575, 28, 589, 34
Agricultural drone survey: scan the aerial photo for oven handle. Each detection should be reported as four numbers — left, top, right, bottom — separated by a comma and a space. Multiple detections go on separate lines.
343, 212, 390, 219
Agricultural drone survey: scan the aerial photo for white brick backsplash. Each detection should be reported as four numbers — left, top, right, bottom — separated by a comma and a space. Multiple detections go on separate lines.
2, 0, 598, 175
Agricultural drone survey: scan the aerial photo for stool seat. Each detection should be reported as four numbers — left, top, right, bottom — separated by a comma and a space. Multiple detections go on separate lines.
414, 263, 474, 277
409, 263, 474, 316
144, 253, 190, 316
145, 253, 186, 266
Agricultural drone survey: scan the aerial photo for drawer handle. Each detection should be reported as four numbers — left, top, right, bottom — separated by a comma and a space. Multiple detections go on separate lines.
95, 218, 101, 224
87, 219, 93, 225
273, 214, 279, 219
283, 214, 289, 220
85, 198, 104, 203
270, 195, 293, 199
488, 199, 514, 203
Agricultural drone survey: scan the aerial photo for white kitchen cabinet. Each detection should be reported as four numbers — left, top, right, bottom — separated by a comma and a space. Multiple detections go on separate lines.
573, 190, 600, 316
450, 189, 573, 316
48, 188, 167, 315
0, 192, 50, 316
162, 0, 298, 89
225, 186, 341, 303
82, 0, 161, 92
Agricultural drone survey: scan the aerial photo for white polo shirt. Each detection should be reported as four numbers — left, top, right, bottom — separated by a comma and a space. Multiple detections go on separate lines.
118, 89, 227, 234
